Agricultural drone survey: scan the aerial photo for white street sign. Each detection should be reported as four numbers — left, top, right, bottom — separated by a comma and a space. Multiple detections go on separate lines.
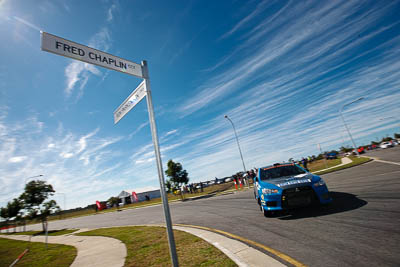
41, 31, 143, 78
114, 80, 147, 124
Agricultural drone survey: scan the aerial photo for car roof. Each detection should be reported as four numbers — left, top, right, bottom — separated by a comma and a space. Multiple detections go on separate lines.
259, 163, 295, 170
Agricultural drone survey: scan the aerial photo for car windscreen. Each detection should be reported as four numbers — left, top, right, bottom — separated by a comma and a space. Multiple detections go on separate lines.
260, 165, 306, 180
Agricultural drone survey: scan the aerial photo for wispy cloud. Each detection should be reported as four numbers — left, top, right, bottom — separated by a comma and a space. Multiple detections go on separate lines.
165, 0, 400, 181
0, 112, 128, 208
107, 2, 118, 22
13, 16, 41, 32
64, 27, 111, 98
218, 0, 269, 41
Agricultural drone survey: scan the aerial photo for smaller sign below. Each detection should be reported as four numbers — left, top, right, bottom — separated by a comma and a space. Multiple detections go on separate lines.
114, 80, 147, 124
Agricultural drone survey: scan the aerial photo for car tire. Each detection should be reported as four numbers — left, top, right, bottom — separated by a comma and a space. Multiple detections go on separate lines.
261, 205, 273, 217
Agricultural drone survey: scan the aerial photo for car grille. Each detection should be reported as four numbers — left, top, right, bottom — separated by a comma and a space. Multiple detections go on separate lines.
281, 186, 315, 208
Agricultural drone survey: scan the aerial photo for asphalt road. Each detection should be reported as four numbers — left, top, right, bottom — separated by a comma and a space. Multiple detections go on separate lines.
364, 145, 400, 163
27, 147, 400, 267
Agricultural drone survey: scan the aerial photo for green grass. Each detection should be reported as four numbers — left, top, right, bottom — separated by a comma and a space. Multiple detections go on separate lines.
0, 237, 76, 267
307, 158, 342, 172
3, 229, 77, 236
76, 226, 236, 267
315, 156, 371, 175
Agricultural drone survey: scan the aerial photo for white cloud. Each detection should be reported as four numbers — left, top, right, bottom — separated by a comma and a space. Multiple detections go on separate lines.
107, 3, 117, 22
60, 152, 74, 159
8, 156, 27, 163
64, 28, 111, 98
13, 16, 41, 32
165, 129, 178, 136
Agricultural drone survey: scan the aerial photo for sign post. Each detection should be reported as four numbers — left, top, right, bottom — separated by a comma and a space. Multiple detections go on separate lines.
141, 60, 179, 267
41, 32, 179, 267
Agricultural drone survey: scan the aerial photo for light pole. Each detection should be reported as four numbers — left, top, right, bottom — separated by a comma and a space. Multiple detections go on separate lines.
224, 115, 249, 188
339, 97, 364, 157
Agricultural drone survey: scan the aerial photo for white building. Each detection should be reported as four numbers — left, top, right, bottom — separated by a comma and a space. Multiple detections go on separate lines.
117, 187, 161, 205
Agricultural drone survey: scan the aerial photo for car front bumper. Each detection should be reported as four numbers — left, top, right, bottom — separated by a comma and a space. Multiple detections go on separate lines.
260, 185, 332, 211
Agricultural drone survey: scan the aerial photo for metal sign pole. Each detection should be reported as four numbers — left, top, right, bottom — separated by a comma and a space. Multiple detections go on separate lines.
141, 60, 179, 267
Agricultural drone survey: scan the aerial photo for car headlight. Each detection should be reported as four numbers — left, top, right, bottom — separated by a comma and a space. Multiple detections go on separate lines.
313, 179, 326, 187
262, 188, 279, 194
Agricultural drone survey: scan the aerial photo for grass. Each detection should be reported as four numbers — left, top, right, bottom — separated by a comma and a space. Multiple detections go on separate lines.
307, 158, 342, 172
315, 156, 371, 175
76, 226, 236, 267
0, 237, 76, 267
3, 229, 77, 236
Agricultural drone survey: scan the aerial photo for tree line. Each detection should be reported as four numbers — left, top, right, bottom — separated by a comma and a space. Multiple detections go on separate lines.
0, 180, 59, 232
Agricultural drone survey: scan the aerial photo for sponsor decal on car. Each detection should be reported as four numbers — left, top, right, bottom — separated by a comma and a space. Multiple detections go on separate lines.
277, 178, 311, 187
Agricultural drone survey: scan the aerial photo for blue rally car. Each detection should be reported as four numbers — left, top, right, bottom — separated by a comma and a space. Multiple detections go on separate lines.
254, 163, 332, 217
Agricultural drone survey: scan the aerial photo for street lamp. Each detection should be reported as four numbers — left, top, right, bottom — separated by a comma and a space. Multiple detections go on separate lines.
339, 97, 364, 157
224, 115, 248, 188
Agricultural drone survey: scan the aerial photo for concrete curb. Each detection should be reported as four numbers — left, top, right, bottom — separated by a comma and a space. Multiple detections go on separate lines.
173, 225, 286, 267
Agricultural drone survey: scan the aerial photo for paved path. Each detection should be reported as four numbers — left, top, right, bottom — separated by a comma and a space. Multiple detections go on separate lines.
0, 230, 126, 267
314, 156, 352, 174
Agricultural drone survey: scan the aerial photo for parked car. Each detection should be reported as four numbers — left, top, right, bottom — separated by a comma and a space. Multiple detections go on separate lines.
380, 142, 393, 149
254, 163, 332, 217
326, 152, 337, 159
357, 147, 365, 154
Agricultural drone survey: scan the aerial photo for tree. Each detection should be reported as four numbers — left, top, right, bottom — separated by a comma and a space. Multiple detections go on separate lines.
165, 179, 173, 193
7, 198, 22, 219
165, 160, 189, 199
0, 206, 8, 221
395, 133, 400, 139
0, 206, 9, 230
340, 146, 353, 153
382, 136, 392, 142
19, 180, 59, 232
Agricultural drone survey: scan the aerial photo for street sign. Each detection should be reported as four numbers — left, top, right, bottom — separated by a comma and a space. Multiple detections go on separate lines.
41, 31, 143, 78
114, 80, 147, 124
41, 32, 179, 267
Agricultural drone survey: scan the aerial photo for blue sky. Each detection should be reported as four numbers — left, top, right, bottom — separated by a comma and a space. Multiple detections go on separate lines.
1, 0, 399, 209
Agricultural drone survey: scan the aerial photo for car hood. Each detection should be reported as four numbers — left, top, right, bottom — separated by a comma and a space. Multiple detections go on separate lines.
260, 173, 314, 190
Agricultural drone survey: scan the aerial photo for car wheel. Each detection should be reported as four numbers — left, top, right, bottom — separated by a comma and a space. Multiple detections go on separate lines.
261, 205, 273, 217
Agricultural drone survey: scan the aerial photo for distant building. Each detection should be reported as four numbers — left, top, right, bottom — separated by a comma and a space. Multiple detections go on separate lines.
117, 188, 161, 205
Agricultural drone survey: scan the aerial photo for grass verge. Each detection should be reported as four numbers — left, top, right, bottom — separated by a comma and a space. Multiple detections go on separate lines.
3, 229, 77, 236
308, 158, 342, 172
315, 156, 371, 175
76, 226, 236, 267
0, 237, 76, 267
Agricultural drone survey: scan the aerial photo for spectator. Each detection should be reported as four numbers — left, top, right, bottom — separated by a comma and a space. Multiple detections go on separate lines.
302, 157, 309, 171
249, 169, 256, 183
